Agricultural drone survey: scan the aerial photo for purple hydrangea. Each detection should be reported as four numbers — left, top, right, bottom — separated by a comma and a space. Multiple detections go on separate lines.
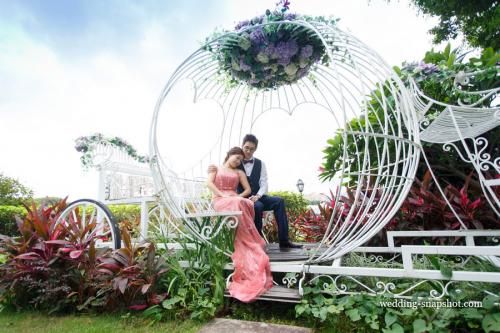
418, 61, 439, 74
249, 27, 266, 47
277, 57, 291, 66
75, 141, 88, 152
296, 67, 309, 79
235, 19, 250, 30
262, 43, 276, 57
300, 45, 313, 58
239, 57, 251, 71
275, 39, 299, 60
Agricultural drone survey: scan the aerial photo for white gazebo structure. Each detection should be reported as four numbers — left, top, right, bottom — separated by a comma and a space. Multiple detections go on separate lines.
149, 20, 421, 262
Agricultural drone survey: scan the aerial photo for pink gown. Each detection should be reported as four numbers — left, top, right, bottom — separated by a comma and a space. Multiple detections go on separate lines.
212, 168, 273, 302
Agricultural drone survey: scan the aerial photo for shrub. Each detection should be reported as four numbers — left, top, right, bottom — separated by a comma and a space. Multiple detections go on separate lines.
108, 205, 142, 238
0, 173, 33, 206
262, 191, 309, 243
268, 191, 308, 219
0, 205, 26, 236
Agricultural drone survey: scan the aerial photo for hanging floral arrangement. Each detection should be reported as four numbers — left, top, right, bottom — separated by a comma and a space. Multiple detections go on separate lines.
75, 133, 149, 170
205, 1, 337, 90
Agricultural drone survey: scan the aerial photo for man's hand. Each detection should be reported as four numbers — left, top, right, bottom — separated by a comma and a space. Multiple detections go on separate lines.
249, 195, 261, 203
207, 164, 217, 174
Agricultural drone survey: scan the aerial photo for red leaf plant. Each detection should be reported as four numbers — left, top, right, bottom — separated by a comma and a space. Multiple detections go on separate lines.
0, 198, 169, 313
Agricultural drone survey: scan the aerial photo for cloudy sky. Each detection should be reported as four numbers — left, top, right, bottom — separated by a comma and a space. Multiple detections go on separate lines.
0, 0, 441, 200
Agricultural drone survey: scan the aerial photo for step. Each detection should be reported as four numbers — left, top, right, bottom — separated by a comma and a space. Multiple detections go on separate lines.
224, 285, 302, 303
198, 318, 311, 333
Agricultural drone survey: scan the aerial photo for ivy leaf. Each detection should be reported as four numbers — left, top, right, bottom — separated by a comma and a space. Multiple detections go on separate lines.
327, 304, 340, 314
413, 319, 428, 333
385, 312, 397, 327
483, 313, 500, 333
382, 323, 404, 333
319, 307, 328, 321
460, 308, 483, 320
346, 308, 361, 321
483, 295, 500, 310
313, 294, 324, 306
295, 304, 306, 316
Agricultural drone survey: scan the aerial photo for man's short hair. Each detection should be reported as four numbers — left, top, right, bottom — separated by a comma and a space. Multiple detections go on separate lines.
242, 134, 258, 147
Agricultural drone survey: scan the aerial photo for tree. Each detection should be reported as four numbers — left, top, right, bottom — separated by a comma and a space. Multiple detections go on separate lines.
407, 0, 500, 50
0, 173, 33, 206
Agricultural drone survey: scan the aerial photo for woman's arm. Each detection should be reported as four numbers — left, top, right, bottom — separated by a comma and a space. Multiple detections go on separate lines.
237, 170, 251, 198
206, 171, 225, 197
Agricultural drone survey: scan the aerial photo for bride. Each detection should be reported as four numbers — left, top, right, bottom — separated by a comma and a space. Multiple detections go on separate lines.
207, 146, 273, 302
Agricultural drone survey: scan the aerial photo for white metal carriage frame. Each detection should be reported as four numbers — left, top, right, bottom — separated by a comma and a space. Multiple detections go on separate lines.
149, 20, 421, 261
59, 19, 499, 302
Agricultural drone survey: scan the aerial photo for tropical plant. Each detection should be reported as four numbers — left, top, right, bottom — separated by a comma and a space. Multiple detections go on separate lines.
0, 199, 169, 314
96, 230, 168, 311
289, 205, 331, 243
363, 172, 498, 246
0, 199, 76, 311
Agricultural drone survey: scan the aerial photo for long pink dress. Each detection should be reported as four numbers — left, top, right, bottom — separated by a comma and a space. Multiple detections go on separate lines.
212, 168, 273, 302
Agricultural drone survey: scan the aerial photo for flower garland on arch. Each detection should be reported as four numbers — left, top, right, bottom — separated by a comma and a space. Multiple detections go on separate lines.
205, 1, 338, 90
75, 133, 149, 170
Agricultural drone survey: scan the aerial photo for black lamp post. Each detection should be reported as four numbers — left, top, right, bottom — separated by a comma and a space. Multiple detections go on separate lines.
296, 178, 304, 195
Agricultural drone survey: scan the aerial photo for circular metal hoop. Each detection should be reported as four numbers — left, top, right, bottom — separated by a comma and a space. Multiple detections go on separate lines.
149, 20, 421, 262
57, 199, 121, 250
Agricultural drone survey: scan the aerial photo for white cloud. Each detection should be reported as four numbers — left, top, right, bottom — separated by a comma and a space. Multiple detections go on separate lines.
0, 0, 439, 200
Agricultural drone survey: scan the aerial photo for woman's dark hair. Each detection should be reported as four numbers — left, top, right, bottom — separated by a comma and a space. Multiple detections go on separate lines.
242, 134, 258, 147
224, 146, 245, 162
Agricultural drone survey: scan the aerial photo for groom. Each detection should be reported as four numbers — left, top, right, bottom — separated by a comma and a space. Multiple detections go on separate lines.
210, 134, 301, 249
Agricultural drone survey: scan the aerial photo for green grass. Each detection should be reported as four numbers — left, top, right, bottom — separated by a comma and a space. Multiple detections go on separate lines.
0, 302, 345, 333
0, 310, 204, 333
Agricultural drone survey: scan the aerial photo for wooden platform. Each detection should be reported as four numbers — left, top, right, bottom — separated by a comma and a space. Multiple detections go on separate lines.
224, 285, 301, 303
265, 243, 326, 262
